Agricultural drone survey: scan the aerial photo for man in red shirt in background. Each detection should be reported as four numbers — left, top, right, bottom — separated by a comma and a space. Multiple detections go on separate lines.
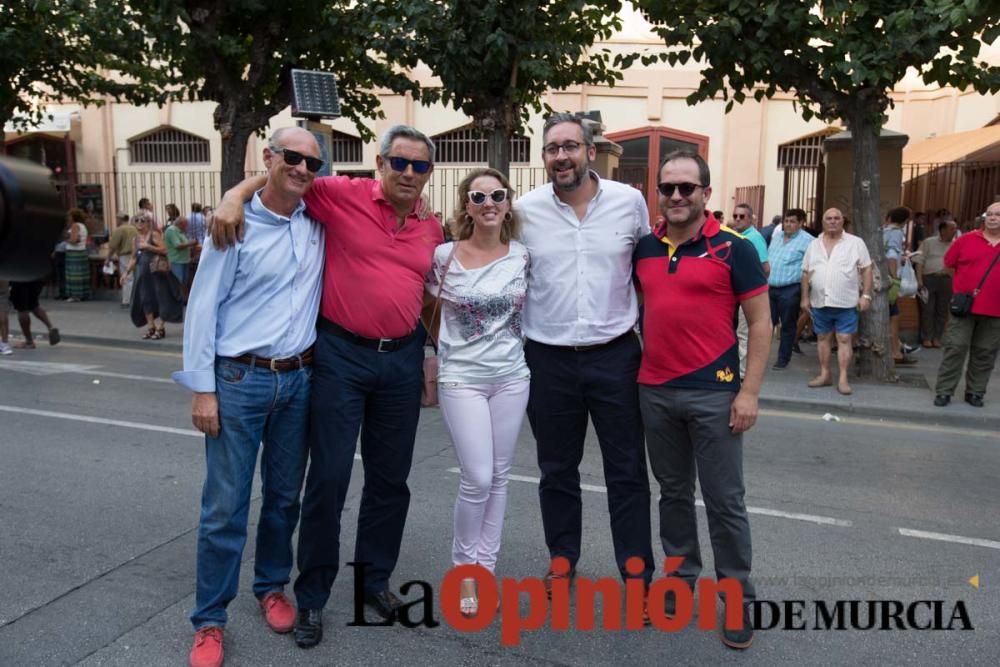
212, 125, 443, 648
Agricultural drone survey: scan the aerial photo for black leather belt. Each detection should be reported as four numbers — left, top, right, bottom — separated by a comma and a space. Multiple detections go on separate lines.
229, 348, 313, 371
318, 317, 417, 353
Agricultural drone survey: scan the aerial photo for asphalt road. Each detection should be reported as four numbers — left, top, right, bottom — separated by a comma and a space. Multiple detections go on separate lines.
1, 341, 998, 666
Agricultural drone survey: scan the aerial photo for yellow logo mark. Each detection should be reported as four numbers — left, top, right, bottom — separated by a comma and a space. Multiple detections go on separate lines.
715, 367, 735, 383
969, 575, 980, 589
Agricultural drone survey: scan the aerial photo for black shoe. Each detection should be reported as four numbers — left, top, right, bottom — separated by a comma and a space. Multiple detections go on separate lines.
933, 394, 950, 407
772, 362, 788, 370
721, 605, 754, 650
965, 393, 985, 408
293, 609, 323, 648
792, 342, 803, 354
364, 589, 403, 621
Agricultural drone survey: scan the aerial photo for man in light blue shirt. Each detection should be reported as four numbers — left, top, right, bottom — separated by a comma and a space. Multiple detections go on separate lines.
767, 208, 813, 369
172, 126, 325, 667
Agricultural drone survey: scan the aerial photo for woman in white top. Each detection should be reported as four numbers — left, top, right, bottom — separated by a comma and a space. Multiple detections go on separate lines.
425, 168, 529, 617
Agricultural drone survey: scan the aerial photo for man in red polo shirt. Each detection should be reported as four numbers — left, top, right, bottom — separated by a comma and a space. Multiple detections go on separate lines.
933, 201, 1000, 408
633, 150, 770, 650
211, 125, 443, 648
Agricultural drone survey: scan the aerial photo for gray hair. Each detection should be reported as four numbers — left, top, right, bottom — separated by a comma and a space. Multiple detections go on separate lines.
543, 113, 594, 146
735, 203, 754, 216
379, 124, 436, 163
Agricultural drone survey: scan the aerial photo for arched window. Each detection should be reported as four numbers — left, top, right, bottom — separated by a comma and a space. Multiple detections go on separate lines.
128, 127, 210, 164
432, 125, 531, 164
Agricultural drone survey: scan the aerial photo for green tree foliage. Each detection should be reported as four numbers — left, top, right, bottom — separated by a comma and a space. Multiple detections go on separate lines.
404, 0, 628, 175
0, 0, 168, 147
631, 0, 1000, 380
138, 0, 421, 189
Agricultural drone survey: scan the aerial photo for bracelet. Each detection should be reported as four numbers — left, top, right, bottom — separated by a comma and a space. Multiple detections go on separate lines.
861, 294, 872, 300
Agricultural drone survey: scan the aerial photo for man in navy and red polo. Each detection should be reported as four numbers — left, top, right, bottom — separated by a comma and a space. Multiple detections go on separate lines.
634, 150, 770, 650
212, 125, 443, 648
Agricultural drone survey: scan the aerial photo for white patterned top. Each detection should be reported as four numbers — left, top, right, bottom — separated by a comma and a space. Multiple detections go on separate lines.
425, 241, 530, 384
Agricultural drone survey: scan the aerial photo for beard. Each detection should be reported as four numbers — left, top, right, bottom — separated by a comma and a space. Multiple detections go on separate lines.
549, 160, 589, 192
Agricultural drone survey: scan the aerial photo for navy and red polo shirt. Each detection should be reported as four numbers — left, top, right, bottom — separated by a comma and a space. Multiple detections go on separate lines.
634, 214, 768, 391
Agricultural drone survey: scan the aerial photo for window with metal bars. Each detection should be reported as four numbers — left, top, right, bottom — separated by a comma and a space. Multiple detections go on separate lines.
433, 125, 530, 164
129, 127, 210, 164
330, 130, 363, 163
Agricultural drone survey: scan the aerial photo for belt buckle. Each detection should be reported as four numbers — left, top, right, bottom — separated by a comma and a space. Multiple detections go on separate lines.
377, 337, 392, 353
269, 357, 280, 372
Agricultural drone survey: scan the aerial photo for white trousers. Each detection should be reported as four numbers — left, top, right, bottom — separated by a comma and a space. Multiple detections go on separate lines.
439, 377, 530, 571
118, 255, 133, 305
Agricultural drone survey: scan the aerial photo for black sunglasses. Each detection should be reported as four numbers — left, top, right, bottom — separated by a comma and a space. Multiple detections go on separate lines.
468, 188, 508, 205
271, 147, 323, 173
732, 213, 749, 220
657, 182, 704, 197
388, 156, 432, 174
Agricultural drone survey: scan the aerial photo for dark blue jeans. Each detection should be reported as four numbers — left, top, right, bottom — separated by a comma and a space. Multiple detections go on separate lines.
294, 325, 424, 610
769, 283, 801, 365
524, 333, 654, 582
191, 357, 311, 629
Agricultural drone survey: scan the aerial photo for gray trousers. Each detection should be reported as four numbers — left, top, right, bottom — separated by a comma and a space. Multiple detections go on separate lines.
638, 385, 755, 602
934, 314, 1000, 397
920, 273, 951, 342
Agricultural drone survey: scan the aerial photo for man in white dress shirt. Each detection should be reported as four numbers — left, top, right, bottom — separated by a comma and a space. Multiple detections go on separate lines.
514, 113, 654, 594
800, 207, 873, 396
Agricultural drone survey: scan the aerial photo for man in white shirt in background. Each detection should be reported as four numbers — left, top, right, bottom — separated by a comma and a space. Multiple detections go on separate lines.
514, 113, 655, 598
800, 207, 873, 396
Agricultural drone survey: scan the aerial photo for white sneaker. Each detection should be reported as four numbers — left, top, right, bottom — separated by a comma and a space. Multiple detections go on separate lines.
0, 342, 12, 355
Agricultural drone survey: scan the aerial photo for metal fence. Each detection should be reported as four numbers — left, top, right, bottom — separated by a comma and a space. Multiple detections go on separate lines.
781, 164, 825, 226
58, 167, 551, 230
901, 161, 1000, 224
733, 185, 765, 226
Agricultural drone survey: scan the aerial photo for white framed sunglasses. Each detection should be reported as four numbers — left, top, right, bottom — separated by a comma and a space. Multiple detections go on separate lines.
467, 188, 508, 205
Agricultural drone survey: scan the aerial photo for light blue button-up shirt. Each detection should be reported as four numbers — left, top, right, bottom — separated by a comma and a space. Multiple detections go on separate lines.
767, 229, 813, 287
172, 192, 325, 393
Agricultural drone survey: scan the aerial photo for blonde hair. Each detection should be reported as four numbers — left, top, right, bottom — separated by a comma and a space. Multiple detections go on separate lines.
449, 168, 521, 243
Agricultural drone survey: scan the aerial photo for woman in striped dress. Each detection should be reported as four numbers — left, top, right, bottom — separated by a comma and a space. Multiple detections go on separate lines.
64, 208, 91, 302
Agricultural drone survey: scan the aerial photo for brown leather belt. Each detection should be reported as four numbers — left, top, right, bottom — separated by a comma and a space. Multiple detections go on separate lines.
229, 348, 313, 371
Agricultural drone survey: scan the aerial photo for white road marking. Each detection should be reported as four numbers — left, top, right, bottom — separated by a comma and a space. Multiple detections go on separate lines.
74, 370, 174, 384
0, 360, 173, 383
0, 405, 202, 437
897, 528, 1000, 551
761, 408, 999, 441
448, 467, 852, 526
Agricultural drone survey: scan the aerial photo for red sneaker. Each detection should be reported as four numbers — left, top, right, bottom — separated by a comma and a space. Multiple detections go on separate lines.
259, 591, 295, 633
189, 626, 224, 667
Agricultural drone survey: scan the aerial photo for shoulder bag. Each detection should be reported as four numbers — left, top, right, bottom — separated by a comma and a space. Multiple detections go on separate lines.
950, 248, 1000, 317
420, 243, 458, 407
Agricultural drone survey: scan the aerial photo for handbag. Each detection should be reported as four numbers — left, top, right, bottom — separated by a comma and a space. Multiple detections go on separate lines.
949, 249, 1000, 317
420, 243, 458, 407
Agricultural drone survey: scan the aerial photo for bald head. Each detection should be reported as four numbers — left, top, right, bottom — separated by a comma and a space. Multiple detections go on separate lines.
269, 127, 319, 154
822, 208, 845, 236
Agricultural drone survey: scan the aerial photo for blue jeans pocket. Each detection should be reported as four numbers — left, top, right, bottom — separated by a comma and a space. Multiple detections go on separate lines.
217, 359, 249, 385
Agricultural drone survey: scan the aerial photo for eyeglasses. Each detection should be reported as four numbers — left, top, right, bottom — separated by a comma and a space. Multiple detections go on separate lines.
468, 188, 508, 205
388, 156, 432, 174
270, 147, 323, 173
543, 142, 583, 157
732, 213, 748, 220
656, 182, 703, 198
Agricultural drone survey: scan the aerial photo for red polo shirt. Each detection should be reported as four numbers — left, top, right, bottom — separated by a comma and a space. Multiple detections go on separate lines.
945, 230, 1000, 318
633, 214, 768, 390
304, 176, 444, 338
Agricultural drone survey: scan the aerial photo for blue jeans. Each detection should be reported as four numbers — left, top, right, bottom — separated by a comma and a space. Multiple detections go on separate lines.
294, 324, 424, 610
190, 357, 311, 629
171, 262, 188, 285
769, 283, 801, 365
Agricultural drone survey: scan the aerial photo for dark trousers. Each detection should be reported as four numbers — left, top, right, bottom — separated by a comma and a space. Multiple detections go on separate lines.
294, 324, 425, 610
638, 385, 755, 602
524, 333, 654, 581
934, 314, 1000, 397
769, 283, 801, 365
920, 273, 952, 343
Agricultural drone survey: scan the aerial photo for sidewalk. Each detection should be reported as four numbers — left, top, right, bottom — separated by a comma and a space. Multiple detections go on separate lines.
6, 294, 999, 430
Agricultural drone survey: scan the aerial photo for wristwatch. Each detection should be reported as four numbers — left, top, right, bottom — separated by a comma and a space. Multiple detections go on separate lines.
861, 294, 872, 300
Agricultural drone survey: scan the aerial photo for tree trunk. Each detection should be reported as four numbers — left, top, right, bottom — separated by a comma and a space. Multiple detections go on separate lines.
215, 98, 257, 193
848, 107, 893, 382
485, 122, 512, 177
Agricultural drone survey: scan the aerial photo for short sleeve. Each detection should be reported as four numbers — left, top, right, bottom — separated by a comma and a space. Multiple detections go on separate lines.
857, 237, 873, 268
424, 242, 451, 297
302, 176, 350, 228
731, 236, 768, 299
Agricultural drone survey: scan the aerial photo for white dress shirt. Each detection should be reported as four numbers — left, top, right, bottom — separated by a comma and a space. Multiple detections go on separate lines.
173, 192, 325, 393
803, 232, 872, 309
515, 172, 649, 345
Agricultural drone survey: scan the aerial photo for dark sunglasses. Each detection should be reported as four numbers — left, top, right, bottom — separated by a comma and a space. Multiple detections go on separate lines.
732, 213, 749, 220
270, 147, 323, 173
657, 182, 703, 197
388, 156, 432, 174
467, 188, 508, 205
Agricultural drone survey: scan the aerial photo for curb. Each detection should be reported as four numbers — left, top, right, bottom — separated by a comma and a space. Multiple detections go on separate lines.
759, 395, 1000, 431
59, 333, 184, 354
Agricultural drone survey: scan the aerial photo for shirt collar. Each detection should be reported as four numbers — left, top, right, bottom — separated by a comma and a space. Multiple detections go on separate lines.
654, 211, 721, 244
371, 180, 420, 217
548, 170, 602, 206
250, 190, 305, 224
